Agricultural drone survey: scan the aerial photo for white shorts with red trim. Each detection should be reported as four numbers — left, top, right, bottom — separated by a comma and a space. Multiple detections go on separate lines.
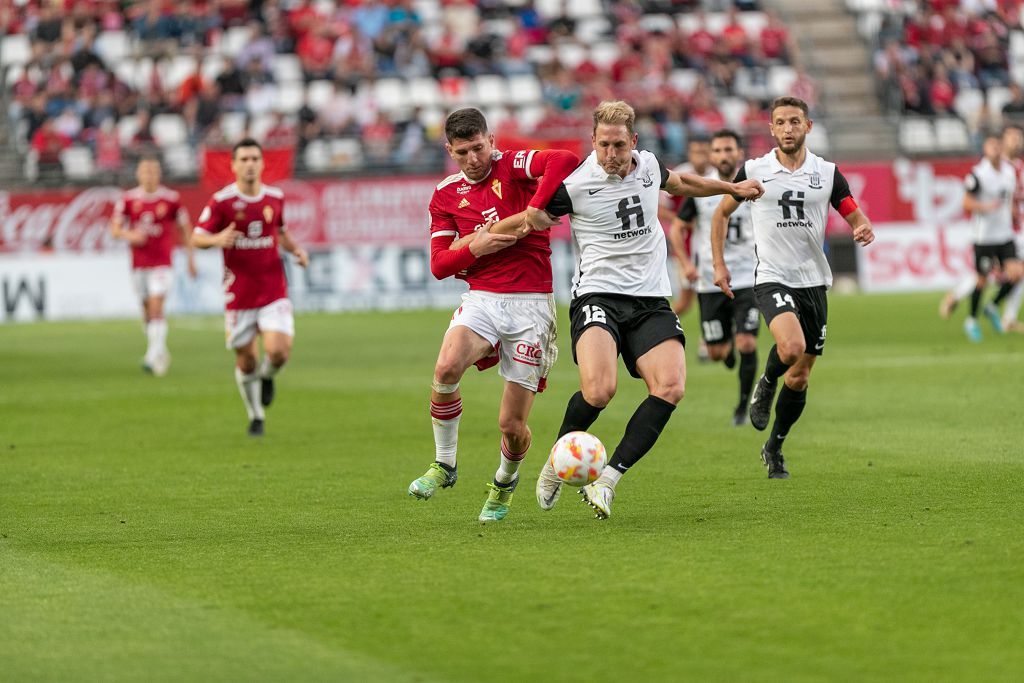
225, 297, 295, 349
131, 266, 173, 301
447, 290, 558, 393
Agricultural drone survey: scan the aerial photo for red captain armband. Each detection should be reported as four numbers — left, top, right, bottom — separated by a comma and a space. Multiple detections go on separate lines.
838, 196, 859, 218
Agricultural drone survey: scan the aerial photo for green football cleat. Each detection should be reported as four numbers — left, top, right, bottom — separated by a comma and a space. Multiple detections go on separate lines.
478, 480, 517, 522
408, 462, 458, 500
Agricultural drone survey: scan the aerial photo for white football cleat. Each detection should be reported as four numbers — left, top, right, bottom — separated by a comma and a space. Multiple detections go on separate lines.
535, 459, 563, 510
152, 351, 171, 377
580, 481, 615, 519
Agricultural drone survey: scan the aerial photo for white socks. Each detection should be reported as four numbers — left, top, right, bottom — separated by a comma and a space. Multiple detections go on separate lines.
430, 398, 462, 468
1002, 280, 1024, 326
259, 355, 281, 379
596, 466, 623, 489
495, 438, 529, 485
145, 319, 168, 361
952, 275, 977, 302
235, 367, 265, 421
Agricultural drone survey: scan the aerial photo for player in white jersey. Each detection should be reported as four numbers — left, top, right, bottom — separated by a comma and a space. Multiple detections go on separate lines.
533, 101, 764, 519
661, 136, 711, 318
711, 96, 874, 479
673, 129, 760, 426
958, 133, 1023, 341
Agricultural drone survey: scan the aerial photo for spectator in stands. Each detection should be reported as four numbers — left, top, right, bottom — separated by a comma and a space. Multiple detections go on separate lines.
722, 8, 754, 67
31, 2, 63, 46
759, 10, 790, 63
929, 63, 956, 115
93, 117, 123, 175
297, 24, 336, 81
237, 21, 277, 74
362, 110, 395, 163
215, 60, 247, 111
29, 116, 72, 181
1001, 82, 1024, 123
184, 82, 222, 145
974, 29, 1010, 90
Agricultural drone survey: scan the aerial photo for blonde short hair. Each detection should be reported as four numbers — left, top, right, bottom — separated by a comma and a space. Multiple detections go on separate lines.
593, 100, 635, 136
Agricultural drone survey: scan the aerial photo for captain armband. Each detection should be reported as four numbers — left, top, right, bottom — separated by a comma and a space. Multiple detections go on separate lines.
838, 196, 859, 218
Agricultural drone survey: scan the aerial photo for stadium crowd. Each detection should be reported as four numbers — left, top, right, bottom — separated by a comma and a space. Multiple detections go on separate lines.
871, 0, 1023, 132
2, 0, 806, 182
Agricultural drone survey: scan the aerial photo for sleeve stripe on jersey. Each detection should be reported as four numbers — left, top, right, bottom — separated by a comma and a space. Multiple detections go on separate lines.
431, 230, 458, 238
193, 227, 212, 235
524, 150, 538, 179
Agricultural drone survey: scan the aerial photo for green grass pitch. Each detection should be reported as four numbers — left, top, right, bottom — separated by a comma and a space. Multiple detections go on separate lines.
2, 292, 1022, 681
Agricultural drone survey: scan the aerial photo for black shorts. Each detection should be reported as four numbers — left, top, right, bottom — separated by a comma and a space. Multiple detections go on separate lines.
697, 288, 761, 344
754, 283, 828, 356
974, 241, 1018, 275
569, 293, 685, 378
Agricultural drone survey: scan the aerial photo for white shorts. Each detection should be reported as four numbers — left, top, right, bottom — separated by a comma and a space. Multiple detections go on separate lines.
448, 291, 558, 393
131, 267, 173, 301
225, 297, 295, 349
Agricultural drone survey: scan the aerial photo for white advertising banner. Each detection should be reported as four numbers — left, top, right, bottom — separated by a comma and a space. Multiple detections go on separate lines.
855, 221, 976, 293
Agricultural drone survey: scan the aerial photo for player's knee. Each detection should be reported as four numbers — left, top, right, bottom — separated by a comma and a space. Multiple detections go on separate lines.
653, 380, 685, 405
736, 335, 757, 354
498, 415, 529, 443
777, 341, 804, 365
433, 360, 464, 386
236, 354, 258, 374
786, 373, 809, 391
581, 383, 615, 408
707, 344, 730, 361
268, 349, 289, 366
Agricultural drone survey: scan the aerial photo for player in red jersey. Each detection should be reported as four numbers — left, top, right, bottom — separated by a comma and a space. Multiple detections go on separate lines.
407, 107, 579, 523
110, 155, 196, 376
192, 138, 309, 436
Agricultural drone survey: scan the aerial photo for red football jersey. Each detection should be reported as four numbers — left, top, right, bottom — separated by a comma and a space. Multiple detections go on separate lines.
195, 183, 288, 310
113, 186, 188, 269
429, 149, 552, 293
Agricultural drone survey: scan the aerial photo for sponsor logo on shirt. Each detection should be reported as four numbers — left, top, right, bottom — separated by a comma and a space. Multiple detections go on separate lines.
457, 184, 471, 195
458, 198, 470, 209
492, 179, 503, 199
613, 226, 653, 240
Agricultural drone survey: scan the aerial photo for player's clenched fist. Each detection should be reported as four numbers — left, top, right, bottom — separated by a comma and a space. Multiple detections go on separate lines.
732, 178, 765, 200
853, 221, 874, 246
215, 222, 243, 249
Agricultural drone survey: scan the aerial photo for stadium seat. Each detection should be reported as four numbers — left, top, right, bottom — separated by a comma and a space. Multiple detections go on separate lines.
408, 77, 442, 108
303, 139, 331, 171
60, 146, 95, 180
589, 41, 620, 69
151, 114, 189, 147
162, 144, 194, 177
412, 0, 442, 25
987, 86, 1013, 127
953, 88, 984, 122
201, 55, 227, 83
275, 81, 305, 114
373, 78, 410, 112
638, 14, 675, 34
272, 54, 303, 84
305, 80, 335, 111
565, 0, 601, 18
806, 123, 830, 154
733, 67, 769, 101
899, 119, 936, 153
719, 97, 747, 129
329, 138, 364, 169
768, 66, 797, 97
669, 69, 700, 95
117, 115, 140, 147
575, 17, 612, 44
94, 31, 131, 64
249, 114, 276, 142
516, 104, 546, 132
4, 63, 24, 87
508, 74, 543, 105
473, 75, 508, 108
934, 118, 970, 151
555, 42, 587, 69
219, 25, 251, 59
737, 12, 768, 36
162, 54, 198, 90
0, 34, 31, 67
525, 45, 554, 65
1010, 31, 1024, 60
220, 111, 247, 142
481, 18, 516, 38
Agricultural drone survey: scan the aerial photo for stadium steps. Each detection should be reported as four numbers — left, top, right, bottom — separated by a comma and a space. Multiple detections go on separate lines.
771, 0, 898, 159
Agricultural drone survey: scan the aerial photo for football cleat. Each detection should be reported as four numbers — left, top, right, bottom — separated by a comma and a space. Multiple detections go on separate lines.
580, 481, 615, 519
408, 462, 458, 500
723, 345, 736, 370
748, 375, 776, 431
535, 459, 563, 510
761, 444, 789, 479
152, 351, 170, 377
478, 479, 517, 522
732, 401, 748, 427
964, 317, 982, 343
982, 304, 1004, 334
248, 418, 265, 437
1004, 319, 1024, 334
261, 377, 275, 406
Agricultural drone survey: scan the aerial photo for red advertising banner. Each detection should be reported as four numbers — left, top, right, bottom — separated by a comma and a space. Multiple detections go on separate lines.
0, 157, 980, 255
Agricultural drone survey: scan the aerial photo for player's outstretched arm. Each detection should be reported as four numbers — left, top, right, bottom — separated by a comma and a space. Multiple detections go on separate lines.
711, 196, 741, 298
844, 208, 875, 246
279, 227, 309, 267
664, 171, 764, 200
448, 211, 528, 250
177, 215, 198, 278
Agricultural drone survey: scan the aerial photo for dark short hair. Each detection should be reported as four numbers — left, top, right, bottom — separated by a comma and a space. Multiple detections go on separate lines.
232, 137, 263, 158
444, 108, 488, 143
137, 151, 161, 164
1002, 123, 1024, 136
770, 96, 809, 118
687, 134, 711, 146
711, 128, 743, 148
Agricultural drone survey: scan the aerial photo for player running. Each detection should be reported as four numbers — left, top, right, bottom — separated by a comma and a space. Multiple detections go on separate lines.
109, 155, 196, 376
672, 129, 759, 426
191, 138, 309, 436
407, 108, 579, 523
533, 101, 764, 519
712, 96, 874, 479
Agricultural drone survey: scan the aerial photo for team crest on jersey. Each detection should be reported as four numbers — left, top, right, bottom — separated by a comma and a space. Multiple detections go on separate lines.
491, 179, 502, 199
640, 169, 654, 188
263, 205, 274, 223
458, 198, 470, 209
232, 200, 246, 210
457, 184, 471, 195
807, 172, 822, 189
155, 202, 167, 218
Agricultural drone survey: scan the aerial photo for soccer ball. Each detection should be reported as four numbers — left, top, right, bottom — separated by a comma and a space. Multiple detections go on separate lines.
548, 431, 607, 486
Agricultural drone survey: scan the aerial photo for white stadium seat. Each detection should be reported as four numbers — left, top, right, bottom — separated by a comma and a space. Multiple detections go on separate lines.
305, 80, 335, 111
408, 77, 442, 108
0, 34, 31, 67
555, 42, 587, 69
94, 31, 131, 64
272, 54, 304, 84
162, 144, 194, 176
899, 119, 936, 153
508, 74, 543, 105
303, 139, 331, 171
669, 69, 700, 94
151, 114, 188, 147
953, 88, 984, 122
768, 66, 797, 97
219, 25, 250, 59
220, 111, 247, 142
373, 78, 409, 112
473, 75, 508, 108
934, 118, 970, 151
274, 80, 305, 114
590, 41, 620, 69
718, 97, 747, 129
60, 147, 95, 180
117, 115, 140, 147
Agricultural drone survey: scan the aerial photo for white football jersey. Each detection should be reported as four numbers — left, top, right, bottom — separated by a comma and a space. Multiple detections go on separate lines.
965, 158, 1016, 245
678, 169, 756, 293
736, 149, 853, 289
548, 150, 672, 298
